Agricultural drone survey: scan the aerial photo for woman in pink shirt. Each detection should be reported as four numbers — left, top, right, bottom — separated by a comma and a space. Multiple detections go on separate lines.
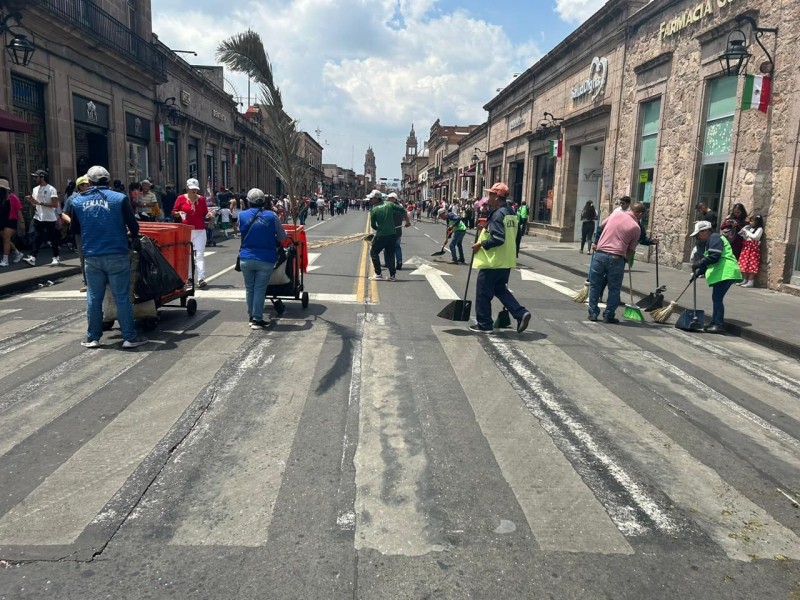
0, 178, 25, 266
172, 178, 210, 288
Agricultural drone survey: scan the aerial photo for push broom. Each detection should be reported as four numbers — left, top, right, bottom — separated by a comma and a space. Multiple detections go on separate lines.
651, 279, 693, 323
622, 263, 644, 322
572, 252, 593, 303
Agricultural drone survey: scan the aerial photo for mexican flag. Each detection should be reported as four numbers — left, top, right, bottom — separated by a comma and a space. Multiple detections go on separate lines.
741, 75, 771, 113
155, 122, 169, 143
548, 139, 562, 159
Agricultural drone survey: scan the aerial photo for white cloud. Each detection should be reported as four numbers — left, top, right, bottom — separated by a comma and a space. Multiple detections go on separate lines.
554, 0, 608, 24
152, 1, 541, 179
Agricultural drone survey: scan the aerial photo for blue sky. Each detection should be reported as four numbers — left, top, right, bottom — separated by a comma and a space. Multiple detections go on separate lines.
153, 0, 606, 183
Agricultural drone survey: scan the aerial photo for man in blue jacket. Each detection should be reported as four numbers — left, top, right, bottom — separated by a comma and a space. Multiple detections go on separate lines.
71, 166, 148, 349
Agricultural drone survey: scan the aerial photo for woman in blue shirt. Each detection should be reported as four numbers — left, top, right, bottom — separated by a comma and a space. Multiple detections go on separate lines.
238, 188, 287, 329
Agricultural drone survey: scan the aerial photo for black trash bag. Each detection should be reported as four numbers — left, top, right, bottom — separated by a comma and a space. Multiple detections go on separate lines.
135, 235, 185, 302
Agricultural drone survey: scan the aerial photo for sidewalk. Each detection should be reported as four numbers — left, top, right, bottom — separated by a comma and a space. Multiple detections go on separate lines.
519, 236, 800, 360
0, 247, 82, 297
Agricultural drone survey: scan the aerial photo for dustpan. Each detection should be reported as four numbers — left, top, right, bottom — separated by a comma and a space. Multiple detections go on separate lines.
675, 279, 704, 331
438, 244, 477, 322
636, 246, 665, 311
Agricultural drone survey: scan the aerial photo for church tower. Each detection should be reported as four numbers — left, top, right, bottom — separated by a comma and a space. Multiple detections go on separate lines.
364, 147, 376, 189
405, 124, 417, 158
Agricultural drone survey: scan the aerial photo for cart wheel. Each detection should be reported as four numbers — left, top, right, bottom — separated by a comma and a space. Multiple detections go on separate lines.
187, 298, 197, 316
301, 291, 309, 309
142, 318, 159, 331
102, 320, 114, 331
274, 299, 285, 315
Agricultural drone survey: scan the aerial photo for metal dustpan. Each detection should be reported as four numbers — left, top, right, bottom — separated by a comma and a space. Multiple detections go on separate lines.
675, 279, 704, 331
636, 285, 666, 311
437, 299, 472, 321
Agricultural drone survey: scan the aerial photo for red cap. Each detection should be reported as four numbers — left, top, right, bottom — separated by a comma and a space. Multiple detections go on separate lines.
486, 182, 510, 198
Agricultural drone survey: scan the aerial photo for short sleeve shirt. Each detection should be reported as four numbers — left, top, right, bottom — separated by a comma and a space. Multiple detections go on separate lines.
33, 184, 58, 222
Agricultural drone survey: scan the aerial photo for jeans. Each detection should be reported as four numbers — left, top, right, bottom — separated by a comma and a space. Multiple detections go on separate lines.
450, 230, 466, 262
580, 221, 595, 252
711, 280, 734, 325
240, 259, 275, 320
475, 268, 526, 330
32, 219, 59, 258
85, 253, 137, 342
190, 229, 206, 281
371, 235, 396, 276
588, 251, 626, 319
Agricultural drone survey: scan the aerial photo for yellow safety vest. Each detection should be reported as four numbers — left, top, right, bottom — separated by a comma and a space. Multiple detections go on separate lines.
472, 212, 517, 269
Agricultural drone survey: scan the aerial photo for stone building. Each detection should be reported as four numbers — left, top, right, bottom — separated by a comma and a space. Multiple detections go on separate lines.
364, 147, 376, 193
426, 120, 479, 204
456, 123, 488, 200
400, 124, 418, 202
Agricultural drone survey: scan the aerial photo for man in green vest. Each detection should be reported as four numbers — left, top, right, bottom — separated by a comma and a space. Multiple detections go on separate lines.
469, 182, 532, 334
438, 207, 467, 264
515, 201, 528, 257
690, 220, 742, 333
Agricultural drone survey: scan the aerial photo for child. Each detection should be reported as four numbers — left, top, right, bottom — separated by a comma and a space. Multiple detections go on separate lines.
737, 214, 763, 288
218, 205, 232, 239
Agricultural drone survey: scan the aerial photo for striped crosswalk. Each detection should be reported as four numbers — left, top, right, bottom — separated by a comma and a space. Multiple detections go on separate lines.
0, 308, 798, 566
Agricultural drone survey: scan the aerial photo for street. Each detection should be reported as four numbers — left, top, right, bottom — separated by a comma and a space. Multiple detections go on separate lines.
0, 212, 799, 599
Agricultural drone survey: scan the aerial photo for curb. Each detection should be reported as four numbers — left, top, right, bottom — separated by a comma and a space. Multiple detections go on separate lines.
522, 248, 800, 361
0, 266, 82, 298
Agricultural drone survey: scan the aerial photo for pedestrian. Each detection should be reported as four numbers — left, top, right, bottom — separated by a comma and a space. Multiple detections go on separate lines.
695, 202, 717, 230
587, 202, 646, 324
721, 203, 748, 258
162, 185, 178, 218
383, 192, 406, 270
298, 199, 309, 225
61, 175, 91, 290
579, 201, 597, 254
516, 201, 528, 257
22, 170, 62, 267
368, 189, 410, 281
0, 178, 24, 267
238, 188, 287, 329
469, 182, 531, 334
230, 198, 241, 236
70, 166, 148, 349
138, 179, 161, 221
218, 203, 232, 239
172, 178, 210, 288
316, 195, 326, 220
690, 220, 742, 333
438, 207, 466, 264
737, 214, 763, 288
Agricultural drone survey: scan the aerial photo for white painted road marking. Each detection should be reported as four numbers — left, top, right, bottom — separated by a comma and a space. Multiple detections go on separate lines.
408, 264, 459, 300
19, 288, 360, 304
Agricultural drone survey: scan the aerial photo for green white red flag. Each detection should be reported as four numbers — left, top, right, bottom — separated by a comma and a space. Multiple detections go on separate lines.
548, 139, 562, 159
155, 122, 169, 143
741, 75, 771, 113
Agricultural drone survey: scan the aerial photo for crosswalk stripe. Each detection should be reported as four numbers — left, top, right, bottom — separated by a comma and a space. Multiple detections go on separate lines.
520, 338, 800, 561
0, 308, 22, 318
169, 324, 328, 546
17, 288, 361, 305
354, 315, 444, 556
0, 322, 245, 546
0, 310, 84, 356
435, 326, 633, 554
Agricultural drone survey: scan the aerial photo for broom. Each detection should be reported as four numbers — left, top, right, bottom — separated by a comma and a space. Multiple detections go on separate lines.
622, 264, 644, 322
571, 252, 594, 303
651, 279, 693, 323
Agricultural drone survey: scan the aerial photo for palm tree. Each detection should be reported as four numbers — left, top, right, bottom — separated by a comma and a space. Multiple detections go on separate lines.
216, 30, 308, 224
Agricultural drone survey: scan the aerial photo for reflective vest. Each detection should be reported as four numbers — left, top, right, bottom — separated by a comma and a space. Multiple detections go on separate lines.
472, 209, 517, 269
705, 235, 743, 285
448, 217, 466, 232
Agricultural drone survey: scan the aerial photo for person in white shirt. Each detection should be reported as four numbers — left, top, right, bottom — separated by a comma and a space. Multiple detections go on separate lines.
23, 169, 62, 267
316, 196, 326, 220
218, 205, 232, 238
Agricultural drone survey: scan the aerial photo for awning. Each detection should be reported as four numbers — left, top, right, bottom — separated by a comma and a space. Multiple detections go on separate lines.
0, 109, 33, 134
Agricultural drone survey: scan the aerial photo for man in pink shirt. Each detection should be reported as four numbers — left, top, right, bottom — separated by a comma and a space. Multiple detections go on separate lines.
588, 202, 645, 323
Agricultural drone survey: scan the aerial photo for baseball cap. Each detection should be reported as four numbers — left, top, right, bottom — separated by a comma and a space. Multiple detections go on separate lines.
247, 188, 266, 206
75, 175, 90, 186
186, 178, 201, 190
31, 169, 48, 178
690, 221, 712, 237
87, 166, 111, 182
141, 179, 152, 186
0, 178, 10, 190
387, 192, 399, 200
367, 189, 382, 199
485, 182, 510, 198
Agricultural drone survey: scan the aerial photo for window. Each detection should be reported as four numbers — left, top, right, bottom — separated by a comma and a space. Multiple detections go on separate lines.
697, 77, 737, 216
636, 98, 661, 231
127, 142, 148, 182
532, 154, 556, 224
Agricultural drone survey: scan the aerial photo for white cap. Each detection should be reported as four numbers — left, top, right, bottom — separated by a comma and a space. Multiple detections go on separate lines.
86, 166, 110, 182
690, 220, 712, 237
186, 178, 201, 190
367, 189, 382, 199
247, 188, 265, 203
387, 192, 399, 200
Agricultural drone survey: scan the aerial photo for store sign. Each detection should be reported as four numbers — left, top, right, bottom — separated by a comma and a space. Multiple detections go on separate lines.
212, 109, 227, 122
659, 0, 740, 41
180, 90, 191, 106
73, 95, 109, 128
571, 56, 608, 101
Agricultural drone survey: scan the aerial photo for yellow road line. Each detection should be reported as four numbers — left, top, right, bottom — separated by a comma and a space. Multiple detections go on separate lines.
355, 216, 379, 304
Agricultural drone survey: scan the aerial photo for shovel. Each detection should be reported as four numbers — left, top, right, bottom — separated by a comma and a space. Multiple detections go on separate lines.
431, 236, 449, 257
437, 247, 476, 321
636, 244, 666, 312
675, 278, 705, 331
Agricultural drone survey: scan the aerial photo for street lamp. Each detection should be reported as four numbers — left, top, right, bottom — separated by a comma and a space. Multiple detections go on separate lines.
718, 16, 778, 77
1, 12, 35, 67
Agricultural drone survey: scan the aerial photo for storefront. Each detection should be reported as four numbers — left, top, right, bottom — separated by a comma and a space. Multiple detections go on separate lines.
125, 112, 150, 182
73, 94, 109, 176
11, 75, 47, 197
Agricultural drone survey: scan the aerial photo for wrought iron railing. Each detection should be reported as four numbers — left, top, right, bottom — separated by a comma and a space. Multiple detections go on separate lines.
32, 0, 166, 81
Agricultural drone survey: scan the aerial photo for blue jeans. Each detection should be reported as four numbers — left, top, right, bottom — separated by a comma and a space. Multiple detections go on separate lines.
711, 280, 734, 325
384, 238, 403, 267
450, 230, 466, 262
85, 253, 137, 342
475, 268, 526, 330
588, 251, 626, 319
240, 258, 275, 320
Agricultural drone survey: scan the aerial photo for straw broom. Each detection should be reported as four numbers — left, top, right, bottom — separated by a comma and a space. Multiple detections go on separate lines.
572, 279, 590, 303
651, 279, 693, 323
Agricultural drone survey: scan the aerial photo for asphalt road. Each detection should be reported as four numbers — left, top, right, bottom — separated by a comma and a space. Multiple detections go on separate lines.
0, 209, 798, 599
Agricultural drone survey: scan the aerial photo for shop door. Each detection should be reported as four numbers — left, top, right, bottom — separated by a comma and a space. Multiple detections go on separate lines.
573, 144, 603, 242
75, 127, 109, 176
12, 76, 47, 199
511, 161, 524, 205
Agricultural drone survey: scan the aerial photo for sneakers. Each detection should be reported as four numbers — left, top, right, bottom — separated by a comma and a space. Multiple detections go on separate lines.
0, 257, 8, 267
122, 335, 149, 349
588, 314, 599, 322
198, 279, 207, 289
81, 338, 101, 348
370, 274, 384, 280
517, 311, 532, 333
469, 324, 493, 334
50, 257, 62, 266
388, 276, 396, 282
22, 255, 36, 267
741, 281, 754, 288
603, 316, 620, 324
704, 323, 726, 334
396, 263, 403, 271
11, 251, 22, 263
250, 319, 270, 330
80, 284, 87, 293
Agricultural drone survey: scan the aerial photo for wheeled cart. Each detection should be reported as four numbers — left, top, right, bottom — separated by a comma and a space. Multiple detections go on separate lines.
266, 224, 309, 315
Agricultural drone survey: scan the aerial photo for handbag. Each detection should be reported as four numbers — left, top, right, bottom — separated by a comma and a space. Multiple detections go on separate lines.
235, 211, 268, 271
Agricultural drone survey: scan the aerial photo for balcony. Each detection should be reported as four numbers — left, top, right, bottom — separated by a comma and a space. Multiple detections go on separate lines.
30, 0, 166, 82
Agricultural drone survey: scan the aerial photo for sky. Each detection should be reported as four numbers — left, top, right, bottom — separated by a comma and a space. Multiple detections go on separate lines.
152, 0, 608, 183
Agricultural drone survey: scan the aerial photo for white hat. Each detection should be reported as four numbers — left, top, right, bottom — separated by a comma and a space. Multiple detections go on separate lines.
86, 166, 110, 182
367, 189, 382, 199
690, 220, 712, 237
247, 188, 266, 206
186, 178, 201, 190
387, 192, 399, 200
